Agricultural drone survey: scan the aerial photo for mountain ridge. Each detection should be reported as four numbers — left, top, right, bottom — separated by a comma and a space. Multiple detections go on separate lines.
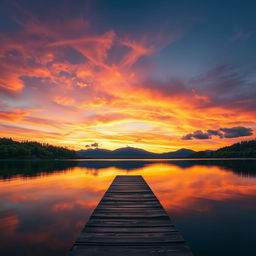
77, 146, 196, 159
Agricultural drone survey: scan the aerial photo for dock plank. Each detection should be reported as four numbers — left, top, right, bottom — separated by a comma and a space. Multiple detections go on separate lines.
68, 175, 193, 256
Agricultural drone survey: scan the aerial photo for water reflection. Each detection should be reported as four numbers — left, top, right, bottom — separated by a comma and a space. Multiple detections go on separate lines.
76, 159, 256, 177
0, 160, 256, 256
1, 159, 256, 180
0, 166, 111, 256
0, 160, 78, 180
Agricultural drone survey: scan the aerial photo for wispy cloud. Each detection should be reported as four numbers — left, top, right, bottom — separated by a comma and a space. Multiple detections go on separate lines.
0, 3, 255, 152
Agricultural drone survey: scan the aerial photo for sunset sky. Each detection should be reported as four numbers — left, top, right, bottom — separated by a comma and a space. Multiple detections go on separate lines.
0, 0, 255, 152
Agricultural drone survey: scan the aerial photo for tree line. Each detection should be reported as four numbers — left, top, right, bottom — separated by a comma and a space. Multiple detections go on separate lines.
189, 140, 256, 158
0, 138, 77, 159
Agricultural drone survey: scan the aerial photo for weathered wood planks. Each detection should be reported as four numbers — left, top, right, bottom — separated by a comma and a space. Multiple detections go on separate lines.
68, 175, 193, 255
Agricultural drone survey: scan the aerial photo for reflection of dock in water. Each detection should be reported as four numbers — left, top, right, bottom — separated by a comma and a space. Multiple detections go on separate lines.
68, 175, 193, 255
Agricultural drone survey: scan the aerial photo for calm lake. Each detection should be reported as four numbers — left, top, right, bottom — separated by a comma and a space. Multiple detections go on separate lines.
0, 159, 256, 256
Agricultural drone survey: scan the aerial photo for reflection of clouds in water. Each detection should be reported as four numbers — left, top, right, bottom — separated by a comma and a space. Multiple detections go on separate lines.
52, 202, 74, 212
138, 164, 256, 214
0, 214, 19, 235
0, 160, 256, 255
0, 167, 110, 255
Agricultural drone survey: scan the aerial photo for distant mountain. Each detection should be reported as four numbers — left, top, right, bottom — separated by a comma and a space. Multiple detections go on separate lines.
112, 147, 156, 158
160, 148, 195, 158
77, 148, 113, 159
188, 140, 256, 158
77, 146, 196, 159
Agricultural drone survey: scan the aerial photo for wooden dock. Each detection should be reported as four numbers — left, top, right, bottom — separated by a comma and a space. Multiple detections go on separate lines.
68, 175, 193, 255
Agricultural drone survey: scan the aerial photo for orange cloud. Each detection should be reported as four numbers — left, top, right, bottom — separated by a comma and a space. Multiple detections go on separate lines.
0, 111, 29, 122
0, 63, 24, 92
0, 12, 255, 152
54, 96, 76, 106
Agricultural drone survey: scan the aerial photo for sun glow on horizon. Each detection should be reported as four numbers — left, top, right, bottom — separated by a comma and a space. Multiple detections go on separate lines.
0, 1, 255, 152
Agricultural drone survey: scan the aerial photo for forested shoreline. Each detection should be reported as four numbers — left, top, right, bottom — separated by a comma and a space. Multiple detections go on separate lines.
0, 138, 77, 159
189, 140, 256, 158
0, 138, 255, 159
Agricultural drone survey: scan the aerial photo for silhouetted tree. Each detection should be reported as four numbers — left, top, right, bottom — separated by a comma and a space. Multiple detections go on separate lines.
188, 140, 256, 158
0, 138, 77, 159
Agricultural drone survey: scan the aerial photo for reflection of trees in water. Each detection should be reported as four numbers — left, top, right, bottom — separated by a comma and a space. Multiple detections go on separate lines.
0, 160, 78, 179
211, 160, 256, 177
1, 159, 256, 180
171, 160, 256, 177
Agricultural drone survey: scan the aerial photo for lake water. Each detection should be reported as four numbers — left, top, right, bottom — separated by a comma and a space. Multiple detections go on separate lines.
0, 159, 256, 256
